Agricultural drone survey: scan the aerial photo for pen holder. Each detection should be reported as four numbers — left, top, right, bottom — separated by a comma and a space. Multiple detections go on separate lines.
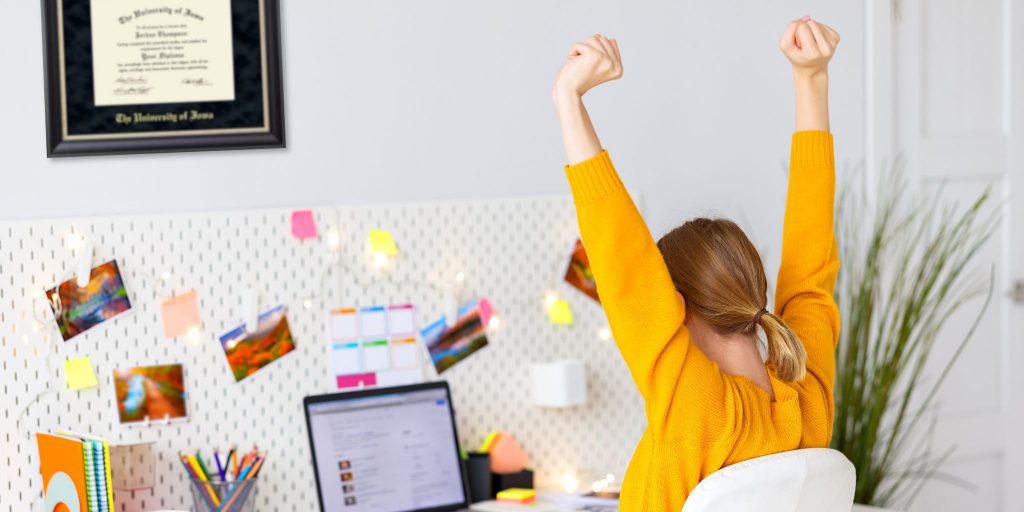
189, 477, 258, 512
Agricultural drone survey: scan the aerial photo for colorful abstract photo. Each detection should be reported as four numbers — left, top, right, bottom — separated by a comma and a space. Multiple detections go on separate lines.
218, 305, 296, 382
564, 239, 599, 303
113, 364, 188, 424
46, 259, 132, 342
422, 299, 489, 375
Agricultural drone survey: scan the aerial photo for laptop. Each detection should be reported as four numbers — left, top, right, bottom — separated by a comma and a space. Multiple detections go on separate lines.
304, 381, 473, 512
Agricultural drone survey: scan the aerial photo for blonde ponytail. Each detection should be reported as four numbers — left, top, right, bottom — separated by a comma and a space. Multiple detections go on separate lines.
758, 311, 807, 382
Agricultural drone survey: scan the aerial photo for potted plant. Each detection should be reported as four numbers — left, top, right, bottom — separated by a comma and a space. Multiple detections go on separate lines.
830, 165, 1000, 509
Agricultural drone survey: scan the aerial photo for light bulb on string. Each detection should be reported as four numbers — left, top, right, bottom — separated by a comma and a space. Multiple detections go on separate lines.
561, 472, 580, 493
544, 291, 559, 308
598, 327, 612, 341
66, 233, 85, 249
488, 315, 502, 331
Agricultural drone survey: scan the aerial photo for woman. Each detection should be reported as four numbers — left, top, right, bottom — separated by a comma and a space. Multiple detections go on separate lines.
552, 17, 841, 510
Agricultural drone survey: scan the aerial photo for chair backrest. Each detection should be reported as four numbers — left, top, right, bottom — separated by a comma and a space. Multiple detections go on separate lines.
682, 448, 855, 512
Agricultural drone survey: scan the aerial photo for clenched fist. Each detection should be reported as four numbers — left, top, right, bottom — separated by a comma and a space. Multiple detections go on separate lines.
552, 34, 623, 104
779, 17, 839, 78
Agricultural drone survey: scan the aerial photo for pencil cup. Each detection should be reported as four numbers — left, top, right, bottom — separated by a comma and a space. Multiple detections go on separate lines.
189, 477, 258, 512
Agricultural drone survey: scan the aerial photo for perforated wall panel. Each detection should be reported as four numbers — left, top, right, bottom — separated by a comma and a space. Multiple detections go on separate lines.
0, 196, 645, 511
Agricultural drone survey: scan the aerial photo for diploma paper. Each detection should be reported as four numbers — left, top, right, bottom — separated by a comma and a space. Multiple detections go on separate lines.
89, 1, 236, 106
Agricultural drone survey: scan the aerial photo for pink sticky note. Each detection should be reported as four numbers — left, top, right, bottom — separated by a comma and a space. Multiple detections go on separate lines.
337, 373, 377, 389
161, 290, 201, 338
291, 210, 318, 240
478, 298, 494, 325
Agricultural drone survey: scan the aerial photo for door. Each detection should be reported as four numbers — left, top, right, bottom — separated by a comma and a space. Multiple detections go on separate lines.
870, 0, 1024, 510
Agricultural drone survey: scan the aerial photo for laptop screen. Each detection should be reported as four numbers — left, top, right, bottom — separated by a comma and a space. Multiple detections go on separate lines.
305, 385, 467, 512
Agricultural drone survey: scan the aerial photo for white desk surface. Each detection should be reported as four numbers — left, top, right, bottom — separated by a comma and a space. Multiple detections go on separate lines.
471, 492, 619, 511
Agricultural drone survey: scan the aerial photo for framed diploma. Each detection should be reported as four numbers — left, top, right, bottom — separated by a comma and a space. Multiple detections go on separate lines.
41, 0, 285, 157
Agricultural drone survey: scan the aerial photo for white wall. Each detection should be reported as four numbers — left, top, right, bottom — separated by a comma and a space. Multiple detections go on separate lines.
2, 0, 864, 267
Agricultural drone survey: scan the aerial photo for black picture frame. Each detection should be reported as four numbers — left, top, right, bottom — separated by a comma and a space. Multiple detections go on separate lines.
40, 0, 286, 157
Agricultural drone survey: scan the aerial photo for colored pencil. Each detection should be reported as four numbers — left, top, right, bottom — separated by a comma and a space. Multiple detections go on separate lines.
180, 454, 218, 508
187, 454, 222, 507
214, 451, 225, 481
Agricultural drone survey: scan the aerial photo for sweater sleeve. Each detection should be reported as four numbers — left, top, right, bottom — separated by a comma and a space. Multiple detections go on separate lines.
774, 131, 841, 442
565, 151, 726, 415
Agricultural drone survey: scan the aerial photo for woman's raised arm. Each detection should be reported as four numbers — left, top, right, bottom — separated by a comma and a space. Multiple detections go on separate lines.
775, 18, 842, 441
551, 37, 724, 418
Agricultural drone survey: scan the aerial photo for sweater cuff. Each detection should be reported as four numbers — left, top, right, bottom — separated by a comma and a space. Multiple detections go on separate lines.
791, 131, 834, 169
565, 150, 626, 205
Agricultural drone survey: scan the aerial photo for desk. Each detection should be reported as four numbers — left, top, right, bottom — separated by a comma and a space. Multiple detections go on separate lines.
471, 492, 618, 511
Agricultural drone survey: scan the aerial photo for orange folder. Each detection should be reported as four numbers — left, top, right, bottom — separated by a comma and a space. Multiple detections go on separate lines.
36, 432, 89, 512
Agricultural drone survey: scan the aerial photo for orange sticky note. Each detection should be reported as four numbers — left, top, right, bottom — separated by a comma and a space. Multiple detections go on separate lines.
161, 290, 201, 338
291, 210, 318, 240
490, 433, 529, 474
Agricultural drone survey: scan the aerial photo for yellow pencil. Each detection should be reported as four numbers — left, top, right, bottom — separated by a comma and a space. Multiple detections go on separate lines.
188, 454, 221, 507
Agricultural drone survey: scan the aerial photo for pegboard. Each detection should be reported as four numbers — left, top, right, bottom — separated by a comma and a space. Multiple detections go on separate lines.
0, 195, 646, 512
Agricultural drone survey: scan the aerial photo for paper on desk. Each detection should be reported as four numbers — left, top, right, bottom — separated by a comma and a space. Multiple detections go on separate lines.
470, 501, 559, 512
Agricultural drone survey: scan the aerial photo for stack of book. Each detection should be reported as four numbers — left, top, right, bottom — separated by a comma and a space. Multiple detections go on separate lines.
36, 431, 115, 512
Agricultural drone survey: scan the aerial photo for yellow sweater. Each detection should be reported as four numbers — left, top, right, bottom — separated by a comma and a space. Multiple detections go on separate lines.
565, 131, 840, 511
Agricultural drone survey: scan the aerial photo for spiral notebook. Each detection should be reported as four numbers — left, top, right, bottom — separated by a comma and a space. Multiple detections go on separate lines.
36, 431, 115, 512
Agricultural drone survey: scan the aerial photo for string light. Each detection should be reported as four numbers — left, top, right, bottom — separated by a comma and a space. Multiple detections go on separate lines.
488, 315, 502, 330
303, 299, 313, 310
161, 272, 172, 281
455, 272, 466, 283
598, 327, 612, 341
591, 473, 617, 494
372, 252, 390, 269
561, 473, 580, 493
66, 233, 85, 249
186, 326, 202, 345
544, 291, 559, 307
327, 229, 341, 250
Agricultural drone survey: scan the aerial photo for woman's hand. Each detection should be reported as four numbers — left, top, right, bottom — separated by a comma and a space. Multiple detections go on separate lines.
553, 34, 622, 164
780, 17, 838, 132
552, 34, 623, 105
779, 17, 840, 79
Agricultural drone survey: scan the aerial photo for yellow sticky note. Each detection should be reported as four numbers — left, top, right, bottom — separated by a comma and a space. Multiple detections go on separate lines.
547, 299, 575, 326
367, 230, 399, 255
161, 290, 202, 338
64, 357, 98, 390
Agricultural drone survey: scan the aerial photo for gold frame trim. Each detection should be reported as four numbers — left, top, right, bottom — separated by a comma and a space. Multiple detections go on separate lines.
59, 0, 272, 142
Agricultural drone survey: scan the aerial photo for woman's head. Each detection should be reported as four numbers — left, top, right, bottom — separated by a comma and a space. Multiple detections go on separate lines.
656, 217, 806, 382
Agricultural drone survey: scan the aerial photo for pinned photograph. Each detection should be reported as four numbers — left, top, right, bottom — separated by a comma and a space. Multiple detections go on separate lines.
112, 364, 188, 425
422, 299, 489, 375
45, 260, 133, 342
219, 305, 296, 382
563, 239, 599, 303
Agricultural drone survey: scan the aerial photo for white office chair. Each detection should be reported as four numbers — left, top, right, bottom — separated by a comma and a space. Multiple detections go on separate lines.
682, 448, 856, 512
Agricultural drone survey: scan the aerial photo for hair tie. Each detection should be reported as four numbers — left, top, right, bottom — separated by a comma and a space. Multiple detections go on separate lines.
753, 307, 768, 325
